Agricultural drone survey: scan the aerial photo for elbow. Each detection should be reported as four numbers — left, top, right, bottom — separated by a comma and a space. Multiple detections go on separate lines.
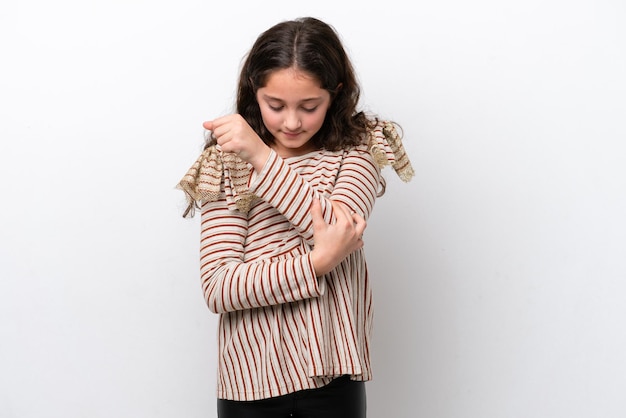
201, 274, 227, 314
203, 290, 220, 314
203, 284, 231, 314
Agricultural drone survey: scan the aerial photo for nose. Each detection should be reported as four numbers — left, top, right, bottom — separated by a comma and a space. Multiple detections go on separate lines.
284, 111, 301, 131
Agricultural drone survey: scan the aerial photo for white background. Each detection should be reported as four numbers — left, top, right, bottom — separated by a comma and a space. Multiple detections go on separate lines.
1, 0, 625, 417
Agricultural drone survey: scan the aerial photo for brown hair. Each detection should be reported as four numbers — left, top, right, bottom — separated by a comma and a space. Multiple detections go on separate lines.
206, 17, 376, 150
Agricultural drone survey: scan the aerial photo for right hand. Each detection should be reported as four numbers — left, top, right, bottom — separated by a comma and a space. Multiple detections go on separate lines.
309, 198, 366, 276
203, 115, 271, 172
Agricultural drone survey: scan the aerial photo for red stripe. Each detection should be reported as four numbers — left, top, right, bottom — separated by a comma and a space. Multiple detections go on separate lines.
201, 147, 380, 400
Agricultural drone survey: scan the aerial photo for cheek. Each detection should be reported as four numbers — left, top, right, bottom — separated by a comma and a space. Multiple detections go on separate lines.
303, 112, 327, 131
260, 108, 281, 131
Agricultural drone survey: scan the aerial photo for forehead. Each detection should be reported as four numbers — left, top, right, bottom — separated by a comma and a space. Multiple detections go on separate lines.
265, 67, 320, 84
259, 68, 327, 101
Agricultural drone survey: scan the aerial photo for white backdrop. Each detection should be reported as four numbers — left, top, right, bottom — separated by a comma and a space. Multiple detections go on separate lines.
1, 0, 625, 417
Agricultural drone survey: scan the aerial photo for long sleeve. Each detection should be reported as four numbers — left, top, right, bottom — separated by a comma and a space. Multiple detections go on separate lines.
177, 118, 414, 401
326, 147, 381, 218
199, 146, 381, 314
199, 196, 324, 314
248, 146, 381, 246
189, 144, 394, 401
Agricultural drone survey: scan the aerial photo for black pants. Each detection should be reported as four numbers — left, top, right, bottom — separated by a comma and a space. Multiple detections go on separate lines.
217, 375, 366, 418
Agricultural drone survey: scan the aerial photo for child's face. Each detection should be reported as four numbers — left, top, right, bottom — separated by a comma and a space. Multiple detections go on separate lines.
256, 67, 331, 158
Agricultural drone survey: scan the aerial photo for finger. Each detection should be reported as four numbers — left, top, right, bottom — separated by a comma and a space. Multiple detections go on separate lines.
214, 128, 230, 145
350, 211, 366, 238
212, 122, 234, 147
339, 203, 362, 228
330, 200, 352, 224
310, 198, 324, 231
355, 219, 367, 238
351, 210, 364, 224
204, 115, 230, 132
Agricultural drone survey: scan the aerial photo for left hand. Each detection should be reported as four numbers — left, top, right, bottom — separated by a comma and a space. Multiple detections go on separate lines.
309, 199, 366, 276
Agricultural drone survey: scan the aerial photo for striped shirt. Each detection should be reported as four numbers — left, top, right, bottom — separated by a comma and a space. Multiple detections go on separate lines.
199, 143, 382, 401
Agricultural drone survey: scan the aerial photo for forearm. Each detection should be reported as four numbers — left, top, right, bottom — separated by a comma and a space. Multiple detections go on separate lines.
201, 253, 324, 314
200, 200, 325, 314
249, 148, 380, 242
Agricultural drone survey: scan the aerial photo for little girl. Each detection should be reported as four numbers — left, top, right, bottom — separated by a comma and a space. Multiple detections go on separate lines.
178, 16, 413, 418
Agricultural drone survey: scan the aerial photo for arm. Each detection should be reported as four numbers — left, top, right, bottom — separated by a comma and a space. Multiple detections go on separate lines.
203, 115, 380, 241
309, 198, 366, 276
199, 196, 325, 314
197, 116, 372, 313
249, 146, 381, 246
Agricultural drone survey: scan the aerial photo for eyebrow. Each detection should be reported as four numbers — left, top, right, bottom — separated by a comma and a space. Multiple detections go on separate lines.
260, 94, 323, 103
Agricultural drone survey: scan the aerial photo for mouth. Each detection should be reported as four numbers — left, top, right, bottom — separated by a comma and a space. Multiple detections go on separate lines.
282, 131, 302, 139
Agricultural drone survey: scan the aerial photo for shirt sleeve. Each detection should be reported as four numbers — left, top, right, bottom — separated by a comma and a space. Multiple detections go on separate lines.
199, 195, 325, 314
248, 146, 381, 246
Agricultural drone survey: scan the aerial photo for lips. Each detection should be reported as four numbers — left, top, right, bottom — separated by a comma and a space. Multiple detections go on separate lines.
282, 131, 302, 139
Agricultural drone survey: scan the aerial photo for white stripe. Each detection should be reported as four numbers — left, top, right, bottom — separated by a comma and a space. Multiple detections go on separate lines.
200, 145, 380, 400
